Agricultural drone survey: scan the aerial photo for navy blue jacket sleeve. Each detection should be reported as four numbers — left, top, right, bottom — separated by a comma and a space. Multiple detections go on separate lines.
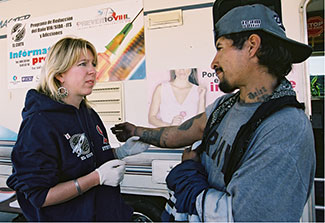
7, 114, 61, 208
166, 160, 209, 215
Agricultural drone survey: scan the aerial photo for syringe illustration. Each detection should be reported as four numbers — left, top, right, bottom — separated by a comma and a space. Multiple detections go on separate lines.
107, 26, 144, 81
96, 8, 144, 81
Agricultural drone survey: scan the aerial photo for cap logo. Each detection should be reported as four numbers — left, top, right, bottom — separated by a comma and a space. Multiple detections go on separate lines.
273, 15, 285, 31
241, 19, 261, 29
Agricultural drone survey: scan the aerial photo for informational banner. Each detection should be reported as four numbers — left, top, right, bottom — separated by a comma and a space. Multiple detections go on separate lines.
7, 0, 145, 89
0, 13, 31, 37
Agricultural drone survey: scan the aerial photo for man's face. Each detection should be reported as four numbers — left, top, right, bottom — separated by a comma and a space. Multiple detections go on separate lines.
210, 37, 249, 93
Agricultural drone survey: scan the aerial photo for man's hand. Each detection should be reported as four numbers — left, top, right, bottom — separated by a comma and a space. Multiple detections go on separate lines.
182, 147, 200, 162
182, 140, 202, 162
111, 122, 136, 142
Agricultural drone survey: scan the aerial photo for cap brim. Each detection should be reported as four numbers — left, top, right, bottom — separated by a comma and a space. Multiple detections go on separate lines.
262, 29, 312, 63
285, 38, 313, 63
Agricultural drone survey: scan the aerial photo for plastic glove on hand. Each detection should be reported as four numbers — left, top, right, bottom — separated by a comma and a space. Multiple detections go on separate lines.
96, 159, 125, 186
111, 122, 136, 142
115, 136, 150, 159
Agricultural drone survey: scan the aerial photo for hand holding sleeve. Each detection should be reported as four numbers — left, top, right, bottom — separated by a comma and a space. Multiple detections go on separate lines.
114, 136, 150, 159
95, 159, 125, 186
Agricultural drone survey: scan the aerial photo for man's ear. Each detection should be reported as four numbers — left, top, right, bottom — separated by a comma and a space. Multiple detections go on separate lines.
247, 34, 261, 58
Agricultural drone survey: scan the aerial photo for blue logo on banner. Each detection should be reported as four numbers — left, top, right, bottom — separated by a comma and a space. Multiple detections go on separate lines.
21, 76, 33, 82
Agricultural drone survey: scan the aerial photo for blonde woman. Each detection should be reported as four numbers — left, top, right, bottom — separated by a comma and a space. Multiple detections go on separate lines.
7, 37, 148, 221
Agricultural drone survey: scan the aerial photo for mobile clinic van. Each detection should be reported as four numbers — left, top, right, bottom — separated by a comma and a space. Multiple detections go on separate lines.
0, 0, 320, 221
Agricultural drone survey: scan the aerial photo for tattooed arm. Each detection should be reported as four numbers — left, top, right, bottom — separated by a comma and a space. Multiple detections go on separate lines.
111, 112, 207, 148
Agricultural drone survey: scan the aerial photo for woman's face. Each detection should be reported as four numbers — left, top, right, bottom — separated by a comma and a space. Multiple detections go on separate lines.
57, 49, 97, 104
174, 68, 192, 80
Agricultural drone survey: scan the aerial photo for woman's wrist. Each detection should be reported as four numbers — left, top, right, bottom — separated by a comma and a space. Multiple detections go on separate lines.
91, 169, 101, 186
73, 179, 83, 196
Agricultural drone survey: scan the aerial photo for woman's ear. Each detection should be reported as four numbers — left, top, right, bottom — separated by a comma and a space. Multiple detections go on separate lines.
55, 74, 64, 83
247, 34, 261, 57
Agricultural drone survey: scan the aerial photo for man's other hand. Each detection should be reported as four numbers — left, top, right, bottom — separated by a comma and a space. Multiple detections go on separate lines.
182, 147, 200, 162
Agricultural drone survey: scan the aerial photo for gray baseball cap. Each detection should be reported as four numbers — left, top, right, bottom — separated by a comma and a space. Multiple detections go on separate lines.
214, 4, 312, 63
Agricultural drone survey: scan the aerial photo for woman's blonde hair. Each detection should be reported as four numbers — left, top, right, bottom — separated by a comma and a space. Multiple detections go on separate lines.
36, 36, 98, 103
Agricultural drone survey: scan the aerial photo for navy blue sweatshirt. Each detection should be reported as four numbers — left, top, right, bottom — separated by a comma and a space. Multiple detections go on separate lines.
7, 89, 133, 221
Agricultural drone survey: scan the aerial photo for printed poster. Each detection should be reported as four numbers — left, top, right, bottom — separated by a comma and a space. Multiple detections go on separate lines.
7, 0, 145, 89
146, 66, 225, 127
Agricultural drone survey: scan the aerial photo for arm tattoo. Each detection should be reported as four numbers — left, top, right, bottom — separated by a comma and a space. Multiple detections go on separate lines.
160, 129, 170, 147
140, 113, 203, 147
141, 128, 166, 147
178, 113, 203, 131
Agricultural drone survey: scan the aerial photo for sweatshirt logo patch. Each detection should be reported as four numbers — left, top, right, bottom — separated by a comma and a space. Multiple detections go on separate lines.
69, 133, 93, 160
96, 125, 109, 145
64, 133, 71, 140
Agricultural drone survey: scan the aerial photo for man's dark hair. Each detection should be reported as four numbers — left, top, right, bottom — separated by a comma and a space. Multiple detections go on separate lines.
224, 31, 293, 79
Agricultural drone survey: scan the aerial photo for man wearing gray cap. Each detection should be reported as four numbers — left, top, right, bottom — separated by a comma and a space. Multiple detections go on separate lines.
111, 3, 316, 222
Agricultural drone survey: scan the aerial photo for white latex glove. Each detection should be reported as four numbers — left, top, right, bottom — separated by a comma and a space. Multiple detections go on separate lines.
114, 136, 150, 159
95, 159, 125, 186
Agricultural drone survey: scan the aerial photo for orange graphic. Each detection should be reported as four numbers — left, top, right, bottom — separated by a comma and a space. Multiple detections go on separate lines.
107, 26, 145, 81
96, 9, 143, 81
